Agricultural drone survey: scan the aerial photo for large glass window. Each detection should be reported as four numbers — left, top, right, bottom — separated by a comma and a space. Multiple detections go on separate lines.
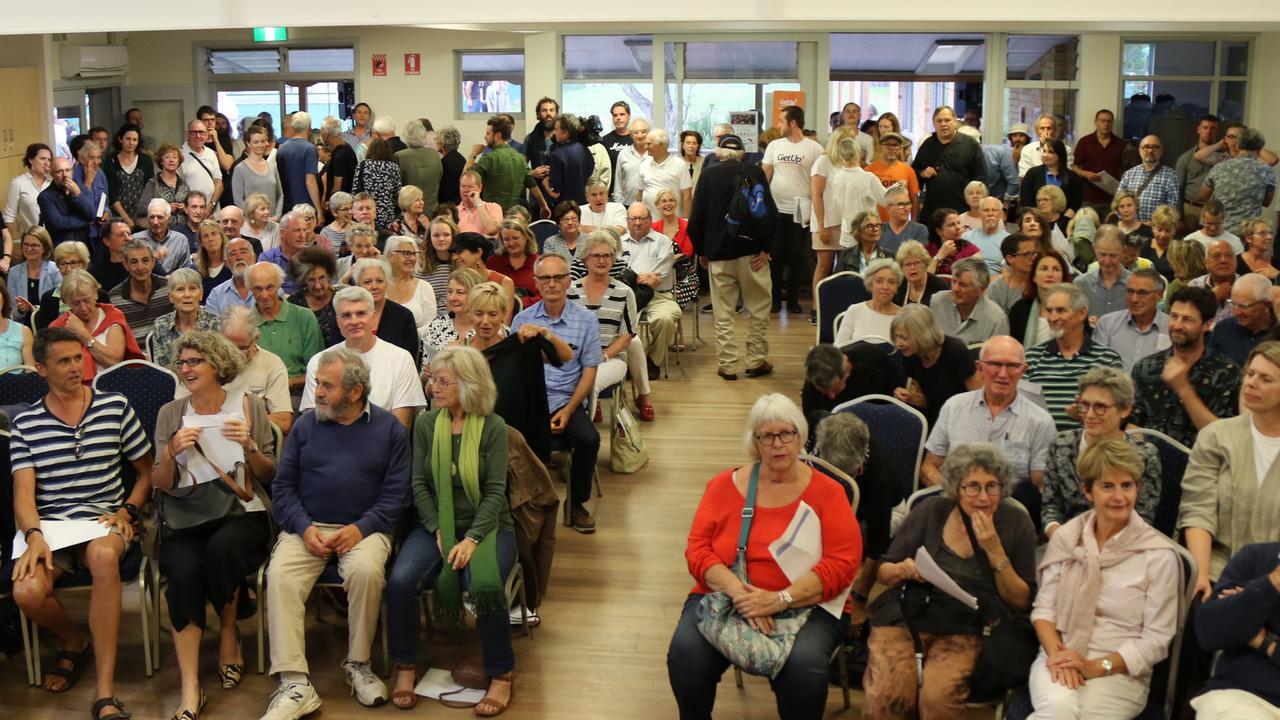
458, 52, 524, 114
1002, 35, 1078, 143
1120, 39, 1249, 142
828, 81, 956, 147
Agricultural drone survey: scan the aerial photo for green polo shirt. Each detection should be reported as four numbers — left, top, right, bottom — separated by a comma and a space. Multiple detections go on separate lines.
255, 301, 323, 377
473, 142, 536, 211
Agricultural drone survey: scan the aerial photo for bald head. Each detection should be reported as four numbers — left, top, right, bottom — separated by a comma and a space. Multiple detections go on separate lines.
1139, 134, 1164, 166
220, 205, 245, 238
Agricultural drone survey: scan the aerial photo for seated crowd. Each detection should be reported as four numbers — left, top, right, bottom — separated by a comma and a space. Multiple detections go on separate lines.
2, 96, 1279, 720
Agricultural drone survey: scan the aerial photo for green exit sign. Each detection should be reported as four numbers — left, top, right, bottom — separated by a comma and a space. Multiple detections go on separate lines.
253, 27, 288, 42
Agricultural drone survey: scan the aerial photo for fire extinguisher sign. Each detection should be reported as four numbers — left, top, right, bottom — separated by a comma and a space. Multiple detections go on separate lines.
405, 53, 420, 75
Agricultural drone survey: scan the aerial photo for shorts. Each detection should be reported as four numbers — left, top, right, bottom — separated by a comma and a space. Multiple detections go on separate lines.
50, 531, 129, 574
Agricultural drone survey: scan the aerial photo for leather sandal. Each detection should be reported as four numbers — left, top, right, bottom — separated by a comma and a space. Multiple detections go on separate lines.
391, 664, 418, 710
46, 644, 92, 693
91, 696, 132, 720
475, 672, 513, 717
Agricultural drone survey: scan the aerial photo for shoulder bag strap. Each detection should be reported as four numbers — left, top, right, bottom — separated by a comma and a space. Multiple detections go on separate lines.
190, 441, 255, 502
898, 584, 928, 687
959, 508, 1004, 615
1133, 166, 1159, 200
188, 152, 216, 183
733, 463, 761, 576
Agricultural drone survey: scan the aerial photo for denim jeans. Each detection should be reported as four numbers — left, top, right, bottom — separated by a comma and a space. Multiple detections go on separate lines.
386, 526, 517, 676
667, 593, 841, 720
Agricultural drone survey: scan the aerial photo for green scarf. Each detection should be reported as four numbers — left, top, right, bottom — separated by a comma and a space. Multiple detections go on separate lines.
432, 410, 504, 625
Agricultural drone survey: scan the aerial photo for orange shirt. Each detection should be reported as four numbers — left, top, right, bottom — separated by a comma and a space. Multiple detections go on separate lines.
866, 160, 920, 222
685, 466, 861, 600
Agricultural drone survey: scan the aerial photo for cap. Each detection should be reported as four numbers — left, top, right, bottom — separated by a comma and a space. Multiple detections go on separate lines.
878, 131, 910, 147
718, 134, 745, 151
450, 231, 491, 257
1007, 123, 1031, 138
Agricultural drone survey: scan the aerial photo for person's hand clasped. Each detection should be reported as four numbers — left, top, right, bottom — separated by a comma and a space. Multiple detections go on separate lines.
303, 526, 333, 558
325, 524, 364, 555
1046, 645, 1085, 689
733, 584, 779, 634
447, 537, 477, 570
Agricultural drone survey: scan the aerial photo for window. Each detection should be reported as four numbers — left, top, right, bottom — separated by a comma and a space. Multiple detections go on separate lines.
564, 35, 652, 80
458, 52, 524, 114
208, 49, 281, 74
667, 41, 801, 143
286, 48, 354, 73
1120, 39, 1249, 140
829, 81, 957, 147
1007, 35, 1077, 82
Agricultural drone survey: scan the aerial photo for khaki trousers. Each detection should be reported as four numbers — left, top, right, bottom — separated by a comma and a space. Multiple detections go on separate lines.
266, 524, 392, 675
708, 255, 771, 373
642, 291, 682, 368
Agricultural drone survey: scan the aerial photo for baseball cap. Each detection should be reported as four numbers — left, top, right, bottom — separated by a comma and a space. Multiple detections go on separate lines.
718, 134, 745, 151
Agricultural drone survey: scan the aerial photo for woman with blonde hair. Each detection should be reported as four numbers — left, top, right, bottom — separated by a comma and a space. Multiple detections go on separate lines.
488, 217, 540, 307
394, 184, 429, 241
1162, 239, 1207, 310
890, 303, 981, 426
49, 269, 144, 381
7, 225, 60, 322
1235, 217, 1278, 280
136, 143, 190, 227
194, 219, 232, 296
892, 239, 948, 307
242, 192, 280, 252
1110, 189, 1151, 241
1141, 205, 1180, 281
421, 267, 485, 365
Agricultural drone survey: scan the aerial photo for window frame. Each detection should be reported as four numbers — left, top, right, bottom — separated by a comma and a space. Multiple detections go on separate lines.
1117, 36, 1252, 127
455, 50, 526, 119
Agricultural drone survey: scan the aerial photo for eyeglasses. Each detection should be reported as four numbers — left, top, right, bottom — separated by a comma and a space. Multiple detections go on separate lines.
175, 357, 207, 369
1234, 299, 1269, 312
1010, 251, 1039, 259
863, 223, 883, 230
432, 378, 457, 389
586, 252, 614, 261
958, 483, 1002, 497
890, 202, 912, 208
754, 430, 799, 446
1139, 144, 1161, 150
57, 259, 84, 269
391, 249, 420, 257
1076, 399, 1117, 416
979, 360, 1024, 372
534, 273, 570, 283
72, 425, 85, 459
1125, 288, 1159, 297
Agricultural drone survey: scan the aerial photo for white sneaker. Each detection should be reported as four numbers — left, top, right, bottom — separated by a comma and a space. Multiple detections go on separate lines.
261, 681, 322, 720
342, 658, 388, 707
509, 605, 541, 627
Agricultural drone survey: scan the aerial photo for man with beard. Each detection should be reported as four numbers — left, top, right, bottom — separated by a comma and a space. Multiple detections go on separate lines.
205, 237, 258, 314
1129, 286, 1241, 447
466, 114, 549, 215
524, 97, 559, 181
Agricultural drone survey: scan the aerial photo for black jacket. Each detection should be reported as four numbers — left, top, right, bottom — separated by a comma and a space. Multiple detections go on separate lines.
1019, 165, 1083, 214
1196, 542, 1280, 708
687, 158, 777, 262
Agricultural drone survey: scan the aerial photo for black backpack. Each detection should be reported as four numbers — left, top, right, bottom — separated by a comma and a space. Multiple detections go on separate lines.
723, 169, 770, 244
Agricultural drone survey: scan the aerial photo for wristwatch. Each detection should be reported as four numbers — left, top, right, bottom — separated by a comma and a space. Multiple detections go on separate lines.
1264, 631, 1280, 657
1100, 658, 1114, 676
777, 590, 794, 609
86, 337, 97, 349
120, 503, 141, 522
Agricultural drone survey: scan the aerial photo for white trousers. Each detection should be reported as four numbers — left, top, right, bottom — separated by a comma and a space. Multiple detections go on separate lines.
1028, 650, 1149, 720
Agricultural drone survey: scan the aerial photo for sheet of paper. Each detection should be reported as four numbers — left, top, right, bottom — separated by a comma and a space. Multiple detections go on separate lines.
793, 196, 813, 228
12, 520, 110, 559
414, 667, 486, 703
769, 501, 850, 617
1091, 171, 1120, 196
95, 191, 107, 217
180, 412, 245, 485
914, 546, 979, 610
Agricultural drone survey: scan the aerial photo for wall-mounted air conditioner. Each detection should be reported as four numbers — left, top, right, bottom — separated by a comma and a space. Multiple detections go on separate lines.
59, 45, 129, 79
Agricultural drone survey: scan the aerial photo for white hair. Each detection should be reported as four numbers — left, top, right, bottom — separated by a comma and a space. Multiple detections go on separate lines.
333, 284, 375, 313
741, 393, 809, 461
647, 128, 670, 146
350, 256, 393, 286
372, 116, 395, 136
320, 115, 343, 139
1235, 273, 1273, 303
290, 111, 312, 133
147, 198, 172, 218
629, 117, 650, 132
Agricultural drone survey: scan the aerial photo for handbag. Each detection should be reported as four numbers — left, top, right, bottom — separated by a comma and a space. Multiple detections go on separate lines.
672, 254, 700, 309
618, 267, 655, 311
609, 401, 649, 473
694, 463, 813, 679
959, 508, 1039, 700
437, 654, 487, 708
157, 441, 254, 533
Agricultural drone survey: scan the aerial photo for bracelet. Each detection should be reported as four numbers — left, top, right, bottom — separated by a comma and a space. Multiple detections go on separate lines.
851, 590, 870, 603
991, 558, 1011, 573
23, 527, 43, 540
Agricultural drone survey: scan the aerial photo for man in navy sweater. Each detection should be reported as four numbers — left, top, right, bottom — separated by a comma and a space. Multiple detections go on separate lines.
1193, 541, 1280, 718
262, 348, 410, 719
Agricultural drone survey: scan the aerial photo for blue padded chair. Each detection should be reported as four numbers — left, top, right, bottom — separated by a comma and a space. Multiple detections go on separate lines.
530, 219, 559, 254
1125, 428, 1190, 537
0, 365, 47, 407
835, 394, 927, 501
92, 359, 178, 445
816, 272, 870, 345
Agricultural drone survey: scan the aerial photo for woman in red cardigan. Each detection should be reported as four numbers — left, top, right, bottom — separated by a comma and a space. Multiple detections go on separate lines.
667, 393, 861, 720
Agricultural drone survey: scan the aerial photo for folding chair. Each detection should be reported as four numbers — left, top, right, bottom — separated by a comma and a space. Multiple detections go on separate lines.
0, 365, 47, 406
422, 562, 535, 640
1125, 428, 1191, 537
530, 219, 559, 254
835, 394, 927, 501
92, 359, 179, 445
815, 271, 869, 344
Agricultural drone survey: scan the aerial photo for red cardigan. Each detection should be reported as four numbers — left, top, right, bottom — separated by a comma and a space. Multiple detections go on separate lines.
488, 252, 540, 308
685, 466, 861, 600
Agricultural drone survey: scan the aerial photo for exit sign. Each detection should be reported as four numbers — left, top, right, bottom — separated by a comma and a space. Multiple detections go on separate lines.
253, 27, 288, 42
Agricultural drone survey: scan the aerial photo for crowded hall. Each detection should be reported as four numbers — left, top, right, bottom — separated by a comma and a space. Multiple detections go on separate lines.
5, 9, 1280, 720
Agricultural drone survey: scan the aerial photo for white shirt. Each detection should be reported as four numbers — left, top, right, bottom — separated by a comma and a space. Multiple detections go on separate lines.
1251, 419, 1280, 489
614, 146, 647, 206
763, 136, 824, 214
3, 171, 51, 235
620, 230, 676, 292
397, 278, 438, 340
180, 142, 219, 200
581, 202, 627, 232
299, 338, 426, 412
222, 346, 292, 416
638, 153, 693, 218
1185, 229, 1244, 255
833, 302, 895, 346
814, 160, 892, 244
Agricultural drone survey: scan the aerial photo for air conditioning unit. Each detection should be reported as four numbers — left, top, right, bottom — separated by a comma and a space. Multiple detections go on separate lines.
59, 45, 129, 79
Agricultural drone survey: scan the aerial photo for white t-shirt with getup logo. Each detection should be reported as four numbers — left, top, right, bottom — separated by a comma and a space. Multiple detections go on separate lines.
763, 136, 824, 214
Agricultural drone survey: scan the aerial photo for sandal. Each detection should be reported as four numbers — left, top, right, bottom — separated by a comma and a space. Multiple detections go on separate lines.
219, 636, 243, 689
46, 643, 93, 693
638, 404, 656, 422
91, 696, 132, 720
391, 664, 418, 710
170, 690, 207, 720
475, 673, 513, 717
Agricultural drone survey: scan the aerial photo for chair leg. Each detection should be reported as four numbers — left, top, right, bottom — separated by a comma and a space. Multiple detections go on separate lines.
139, 562, 154, 678
734, 666, 743, 688
19, 608, 35, 686
32, 610, 42, 685
380, 598, 390, 678
256, 566, 267, 674
594, 468, 603, 498
836, 644, 851, 709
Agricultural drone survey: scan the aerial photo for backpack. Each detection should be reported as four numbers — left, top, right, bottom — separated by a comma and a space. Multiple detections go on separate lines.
723, 169, 771, 244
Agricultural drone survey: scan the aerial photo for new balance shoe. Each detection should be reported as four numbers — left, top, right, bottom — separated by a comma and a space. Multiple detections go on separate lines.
343, 658, 388, 707
260, 681, 322, 720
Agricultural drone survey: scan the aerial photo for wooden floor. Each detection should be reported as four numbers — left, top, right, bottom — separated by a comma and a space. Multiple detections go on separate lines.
1, 307, 885, 719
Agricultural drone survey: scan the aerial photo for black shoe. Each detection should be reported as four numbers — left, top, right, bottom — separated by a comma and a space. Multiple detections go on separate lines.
771, 301, 782, 314
787, 301, 803, 314
745, 361, 774, 378
717, 369, 739, 381
809, 310, 818, 325
647, 358, 661, 381
700, 303, 714, 313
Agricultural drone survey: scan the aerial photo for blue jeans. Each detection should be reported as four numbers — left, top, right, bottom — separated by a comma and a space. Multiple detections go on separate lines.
386, 526, 517, 676
667, 593, 841, 720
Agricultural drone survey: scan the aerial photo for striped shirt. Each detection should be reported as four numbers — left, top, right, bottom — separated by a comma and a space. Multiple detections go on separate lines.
9, 391, 151, 521
567, 277, 638, 348
108, 274, 173, 342
1024, 337, 1124, 430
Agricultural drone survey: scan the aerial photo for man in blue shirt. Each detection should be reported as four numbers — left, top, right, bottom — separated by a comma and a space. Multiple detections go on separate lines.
511, 254, 602, 533
262, 348, 410, 717
1207, 273, 1276, 366
277, 111, 322, 213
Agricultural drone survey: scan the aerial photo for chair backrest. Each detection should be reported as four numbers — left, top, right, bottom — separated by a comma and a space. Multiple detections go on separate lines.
800, 454, 860, 515
816, 271, 869, 344
905, 484, 942, 513
0, 365, 48, 407
530, 219, 559, 253
1125, 427, 1191, 537
92, 360, 179, 445
1156, 544, 1200, 720
835, 394, 927, 500
143, 331, 156, 363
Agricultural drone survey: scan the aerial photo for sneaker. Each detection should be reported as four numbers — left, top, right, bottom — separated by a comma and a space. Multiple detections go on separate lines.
342, 658, 388, 707
509, 605, 542, 627
809, 310, 818, 325
700, 303, 714, 314
569, 504, 596, 534
261, 681, 322, 720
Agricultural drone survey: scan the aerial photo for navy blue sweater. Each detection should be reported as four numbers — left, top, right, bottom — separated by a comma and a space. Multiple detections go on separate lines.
271, 404, 410, 539
1196, 542, 1280, 707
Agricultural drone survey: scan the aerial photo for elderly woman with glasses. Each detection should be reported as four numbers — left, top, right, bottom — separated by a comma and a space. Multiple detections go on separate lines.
835, 210, 893, 274
149, 267, 221, 368
351, 256, 422, 366
384, 234, 438, 340
49, 270, 144, 382
863, 443, 1037, 720
542, 200, 584, 262
668, 393, 859, 720
32, 241, 94, 330
1235, 217, 1279, 280
1041, 367, 1162, 538
833, 257, 902, 346
1030, 438, 1181, 720
892, 240, 948, 307
288, 245, 342, 347
320, 191, 355, 250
